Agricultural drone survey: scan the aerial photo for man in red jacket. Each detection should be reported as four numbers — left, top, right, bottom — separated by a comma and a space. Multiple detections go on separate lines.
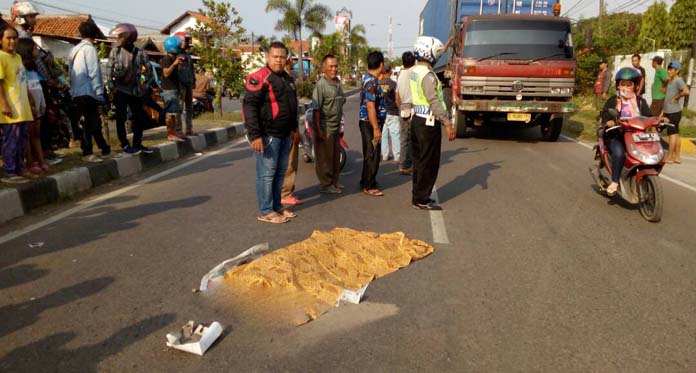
243, 42, 299, 224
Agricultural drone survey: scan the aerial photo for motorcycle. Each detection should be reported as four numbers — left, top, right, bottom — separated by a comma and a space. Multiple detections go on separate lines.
589, 108, 673, 222
192, 95, 214, 118
300, 107, 348, 171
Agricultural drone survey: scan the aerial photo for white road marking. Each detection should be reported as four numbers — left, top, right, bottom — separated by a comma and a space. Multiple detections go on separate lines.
561, 135, 696, 194
430, 187, 450, 244
0, 140, 246, 246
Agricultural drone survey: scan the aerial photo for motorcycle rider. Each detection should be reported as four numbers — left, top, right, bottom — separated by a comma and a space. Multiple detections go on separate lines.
600, 67, 653, 195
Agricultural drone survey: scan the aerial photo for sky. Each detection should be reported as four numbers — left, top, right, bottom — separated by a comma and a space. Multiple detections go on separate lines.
0, 0, 660, 55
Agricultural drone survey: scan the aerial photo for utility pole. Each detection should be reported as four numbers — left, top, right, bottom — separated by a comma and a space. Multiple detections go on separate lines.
598, 0, 604, 38
388, 16, 393, 60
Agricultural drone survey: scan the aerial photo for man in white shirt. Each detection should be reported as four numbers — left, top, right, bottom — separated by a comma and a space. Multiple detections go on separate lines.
395, 51, 415, 175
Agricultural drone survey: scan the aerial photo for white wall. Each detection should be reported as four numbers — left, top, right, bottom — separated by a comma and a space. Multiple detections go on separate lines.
33, 36, 76, 61
168, 18, 198, 35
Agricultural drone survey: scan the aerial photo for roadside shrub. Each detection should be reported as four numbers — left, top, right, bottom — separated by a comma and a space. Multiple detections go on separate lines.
295, 80, 314, 99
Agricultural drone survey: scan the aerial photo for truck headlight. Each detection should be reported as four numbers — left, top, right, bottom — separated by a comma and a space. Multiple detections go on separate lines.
462, 86, 484, 93
550, 87, 573, 95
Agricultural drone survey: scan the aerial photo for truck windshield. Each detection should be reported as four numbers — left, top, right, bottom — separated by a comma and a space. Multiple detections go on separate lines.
463, 19, 573, 61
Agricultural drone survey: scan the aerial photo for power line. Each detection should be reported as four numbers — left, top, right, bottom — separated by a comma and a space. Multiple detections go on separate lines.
57, 0, 170, 26
607, 0, 638, 14
562, 0, 592, 16
32, 0, 162, 32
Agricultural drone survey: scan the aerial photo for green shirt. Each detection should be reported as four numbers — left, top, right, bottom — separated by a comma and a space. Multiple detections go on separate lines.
651, 67, 668, 100
311, 76, 345, 134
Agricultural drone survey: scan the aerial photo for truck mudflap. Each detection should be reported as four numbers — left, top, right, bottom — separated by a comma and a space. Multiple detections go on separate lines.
456, 99, 577, 113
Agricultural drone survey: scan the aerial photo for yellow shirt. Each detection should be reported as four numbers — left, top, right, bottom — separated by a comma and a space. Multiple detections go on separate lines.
0, 50, 33, 124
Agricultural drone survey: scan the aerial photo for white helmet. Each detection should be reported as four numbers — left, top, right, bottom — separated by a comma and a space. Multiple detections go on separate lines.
413, 36, 445, 65
11, 1, 40, 26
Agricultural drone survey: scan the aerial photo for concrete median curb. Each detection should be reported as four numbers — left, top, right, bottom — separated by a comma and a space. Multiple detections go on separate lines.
0, 188, 24, 223
0, 121, 246, 225
50, 167, 92, 198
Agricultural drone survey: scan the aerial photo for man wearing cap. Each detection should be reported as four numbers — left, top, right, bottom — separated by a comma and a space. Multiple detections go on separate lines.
631, 54, 646, 96
661, 61, 690, 164
594, 59, 612, 115
650, 56, 668, 115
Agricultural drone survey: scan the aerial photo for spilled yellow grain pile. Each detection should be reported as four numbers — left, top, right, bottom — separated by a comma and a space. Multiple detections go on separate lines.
224, 228, 433, 323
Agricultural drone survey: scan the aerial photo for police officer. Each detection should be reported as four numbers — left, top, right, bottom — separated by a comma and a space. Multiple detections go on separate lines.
410, 36, 456, 210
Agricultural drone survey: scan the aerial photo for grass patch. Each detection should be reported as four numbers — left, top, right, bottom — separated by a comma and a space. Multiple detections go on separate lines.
193, 111, 242, 124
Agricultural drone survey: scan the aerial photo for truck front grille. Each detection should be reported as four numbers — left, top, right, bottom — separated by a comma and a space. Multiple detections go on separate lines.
460, 77, 575, 97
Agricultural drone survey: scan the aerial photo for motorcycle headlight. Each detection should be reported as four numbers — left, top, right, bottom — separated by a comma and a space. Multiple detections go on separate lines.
629, 143, 663, 165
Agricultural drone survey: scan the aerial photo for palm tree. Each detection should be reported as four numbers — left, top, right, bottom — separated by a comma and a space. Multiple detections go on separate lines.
265, 0, 332, 82
347, 24, 367, 67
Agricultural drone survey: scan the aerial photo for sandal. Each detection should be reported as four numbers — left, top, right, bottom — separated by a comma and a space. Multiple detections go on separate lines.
279, 210, 297, 218
363, 188, 384, 196
257, 212, 289, 224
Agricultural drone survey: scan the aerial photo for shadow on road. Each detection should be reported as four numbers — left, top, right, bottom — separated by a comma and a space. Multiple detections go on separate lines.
0, 313, 176, 372
438, 161, 503, 203
0, 277, 114, 338
0, 264, 49, 291
0, 196, 211, 289
151, 145, 252, 185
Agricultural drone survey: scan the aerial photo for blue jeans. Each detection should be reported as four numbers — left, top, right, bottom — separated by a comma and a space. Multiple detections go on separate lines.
254, 135, 291, 215
609, 137, 626, 183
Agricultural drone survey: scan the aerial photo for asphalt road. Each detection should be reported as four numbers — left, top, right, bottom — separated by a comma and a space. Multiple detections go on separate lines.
1, 95, 696, 372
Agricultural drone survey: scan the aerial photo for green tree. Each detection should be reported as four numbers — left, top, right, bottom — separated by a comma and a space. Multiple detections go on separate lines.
666, 0, 696, 50
310, 32, 347, 79
637, 1, 668, 52
189, 0, 246, 114
265, 0, 332, 83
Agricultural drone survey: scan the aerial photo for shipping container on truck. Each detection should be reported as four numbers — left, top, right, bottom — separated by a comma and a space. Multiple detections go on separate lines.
419, 0, 576, 141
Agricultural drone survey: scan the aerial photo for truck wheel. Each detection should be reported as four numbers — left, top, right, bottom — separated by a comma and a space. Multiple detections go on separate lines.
453, 108, 472, 138
540, 117, 562, 142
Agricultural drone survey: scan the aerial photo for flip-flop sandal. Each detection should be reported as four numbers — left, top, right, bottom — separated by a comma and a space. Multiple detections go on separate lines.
257, 214, 289, 224
280, 210, 297, 218
363, 188, 384, 196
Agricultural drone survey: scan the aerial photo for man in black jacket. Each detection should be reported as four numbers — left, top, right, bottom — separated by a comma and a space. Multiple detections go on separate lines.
243, 42, 299, 224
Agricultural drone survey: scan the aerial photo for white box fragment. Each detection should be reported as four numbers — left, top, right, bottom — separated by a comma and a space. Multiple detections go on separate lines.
166, 321, 223, 356
199, 243, 269, 291
337, 284, 369, 306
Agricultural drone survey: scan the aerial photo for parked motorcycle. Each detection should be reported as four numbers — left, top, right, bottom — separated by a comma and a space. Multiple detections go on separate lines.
589, 108, 673, 222
300, 107, 348, 171
192, 96, 214, 118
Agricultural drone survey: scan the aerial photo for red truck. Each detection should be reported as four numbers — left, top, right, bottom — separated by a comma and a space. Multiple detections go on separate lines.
420, 0, 577, 141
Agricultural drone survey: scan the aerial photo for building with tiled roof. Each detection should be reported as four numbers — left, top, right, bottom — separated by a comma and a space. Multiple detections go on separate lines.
21, 14, 107, 60
160, 11, 215, 36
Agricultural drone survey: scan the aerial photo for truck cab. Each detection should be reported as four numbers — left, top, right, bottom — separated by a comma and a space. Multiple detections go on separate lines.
449, 14, 576, 140
419, 0, 577, 141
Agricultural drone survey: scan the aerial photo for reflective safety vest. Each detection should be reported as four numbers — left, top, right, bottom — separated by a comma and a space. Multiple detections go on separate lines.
409, 64, 446, 116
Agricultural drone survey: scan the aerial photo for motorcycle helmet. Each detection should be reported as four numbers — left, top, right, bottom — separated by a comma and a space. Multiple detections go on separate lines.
164, 36, 181, 54
11, 1, 39, 26
413, 36, 445, 65
110, 23, 138, 45
614, 67, 641, 89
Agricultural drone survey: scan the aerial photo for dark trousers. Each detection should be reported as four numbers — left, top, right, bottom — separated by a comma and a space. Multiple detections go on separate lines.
113, 91, 144, 149
359, 121, 382, 190
400, 117, 413, 169
74, 96, 110, 156
315, 132, 341, 188
608, 137, 625, 183
411, 116, 442, 205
